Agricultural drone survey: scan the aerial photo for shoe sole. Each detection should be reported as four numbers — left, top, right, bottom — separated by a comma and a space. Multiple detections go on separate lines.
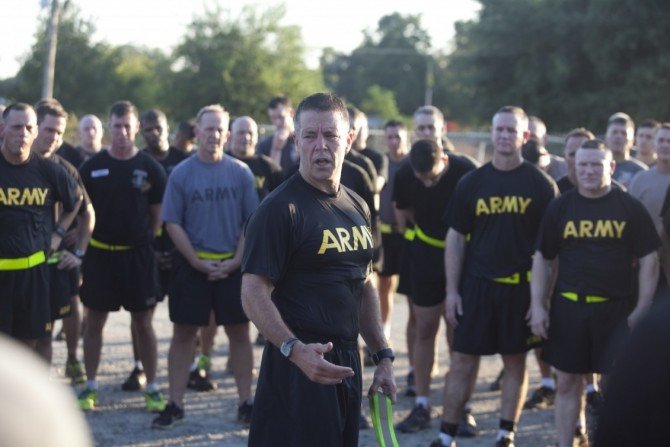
151, 418, 184, 430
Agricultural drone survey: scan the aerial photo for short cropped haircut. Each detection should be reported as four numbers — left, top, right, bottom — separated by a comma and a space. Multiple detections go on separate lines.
638, 119, 660, 130
607, 112, 634, 130
195, 104, 230, 125
140, 109, 167, 125
3, 102, 34, 121
409, 139, 441, 173
294, 93, 348, 134
565, 127, 595, 143
384, 119, 406, 130
579, 138, 613, 159
268, 96, 291, 110
109, 100, 138, 119
176, 120, 195, 138
34, 98, 68, 124
413, 105, 444, 123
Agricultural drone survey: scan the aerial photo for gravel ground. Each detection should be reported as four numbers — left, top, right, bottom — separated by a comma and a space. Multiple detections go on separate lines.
51, 294, 568, 447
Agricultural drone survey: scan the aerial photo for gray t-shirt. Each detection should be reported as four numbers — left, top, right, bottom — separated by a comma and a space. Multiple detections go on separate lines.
628, 166, 670, 234
161, 154, 259, 253
379, 155, 409, 225
613, 158, 648, 188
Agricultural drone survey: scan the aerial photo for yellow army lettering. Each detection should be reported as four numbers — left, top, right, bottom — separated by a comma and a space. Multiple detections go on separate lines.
0, 187, 49, 206
318, 225, 374, 254
475, 196, 532, 216
255, 176, 266, 190
562, 220, 626, 239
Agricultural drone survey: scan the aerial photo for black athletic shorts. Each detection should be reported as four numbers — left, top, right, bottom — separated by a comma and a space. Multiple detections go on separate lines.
452, 274, 540, 355
379, 232, 404, 277
542, 292, 632, 374
157, 264, 172, 302
80, 244, 159, 312
396, 237, 413, 296
168, 254, 248, 327
249, 335, 362, 447
408, 240, 445, 307
48, 264, 75, 321
0, 263, 50, 339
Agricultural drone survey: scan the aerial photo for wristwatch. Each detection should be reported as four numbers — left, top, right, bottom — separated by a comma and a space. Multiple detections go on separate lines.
54, 225, 66, 236
372, 348, 395, 365
73, 249, 86, 259
280, 338, 300, 358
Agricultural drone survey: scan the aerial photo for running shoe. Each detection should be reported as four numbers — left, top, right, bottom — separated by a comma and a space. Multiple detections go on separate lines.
187, 369, 217, 392
495, 435, 515, 447
121, 366, 146, 391
429, 440, 455, 447
65, 358, 86, 385
396, 404, 431, 433
78, 388, 98, 411
145, 389, 167, 413
456, 407, 477, 437
523, 385, 556, 409
151, 402, 184, 429
237, 401, 253, 425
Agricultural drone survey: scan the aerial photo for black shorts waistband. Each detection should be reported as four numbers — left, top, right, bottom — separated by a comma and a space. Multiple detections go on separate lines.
294, 331, 358, 350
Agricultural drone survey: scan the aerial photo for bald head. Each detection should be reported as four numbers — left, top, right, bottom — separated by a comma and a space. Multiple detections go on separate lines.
230, 116, 259, 158
78, 114, 103, 152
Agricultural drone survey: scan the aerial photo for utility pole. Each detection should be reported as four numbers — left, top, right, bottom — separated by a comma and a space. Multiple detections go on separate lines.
41, 0, 61, 100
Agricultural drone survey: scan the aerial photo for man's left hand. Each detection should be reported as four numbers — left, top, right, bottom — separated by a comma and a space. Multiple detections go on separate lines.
367, 359, 397, 403
57, 250, 82, 270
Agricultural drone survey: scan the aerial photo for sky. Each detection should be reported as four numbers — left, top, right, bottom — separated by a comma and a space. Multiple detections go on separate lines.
0, 0, 480, 79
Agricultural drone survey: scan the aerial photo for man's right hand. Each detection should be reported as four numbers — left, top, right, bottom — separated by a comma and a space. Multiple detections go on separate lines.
290, 342, 355, 385
192, 259, 220, 277
445, 292, 463, 327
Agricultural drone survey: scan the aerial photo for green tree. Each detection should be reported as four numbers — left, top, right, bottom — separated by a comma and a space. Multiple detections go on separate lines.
360, 85, 400, 121
167, 5, 323, 121
322, 13, 433, 116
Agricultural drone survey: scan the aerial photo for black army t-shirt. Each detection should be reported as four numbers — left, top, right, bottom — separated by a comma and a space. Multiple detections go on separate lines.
145, 146, 187, 178
446, 161, 557, 279
80, 150, 166, 246
231, 153, 283, 201
242, 174, 373, 341
0, 151, 79, 257
537, 188, 660, 300
394, 154, 475, 241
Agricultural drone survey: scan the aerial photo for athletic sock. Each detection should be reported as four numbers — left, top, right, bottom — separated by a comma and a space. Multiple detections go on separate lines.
86, 380, 97, 391
135, 360, 143, 370
541, 377, 556, 389
497, 419, 516, 441
415, 395, 430, 409
439, 421, 458, 446
383, 322, 392, 342
585, 384, 597, 393
146, 382, 158, 393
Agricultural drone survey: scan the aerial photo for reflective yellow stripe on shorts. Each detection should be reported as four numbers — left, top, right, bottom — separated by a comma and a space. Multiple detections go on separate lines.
561, 292, 609, 303
47, 251, 61, 265
89, 238, 133, 251
493, 271, 531, 285
0, 250, 46, 270
380, 223, 393, 234
414, 226, 446, 249
196, 251, 234, 261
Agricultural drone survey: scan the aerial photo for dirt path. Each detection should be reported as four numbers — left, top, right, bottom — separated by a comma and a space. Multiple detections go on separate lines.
52, 295, 560, 446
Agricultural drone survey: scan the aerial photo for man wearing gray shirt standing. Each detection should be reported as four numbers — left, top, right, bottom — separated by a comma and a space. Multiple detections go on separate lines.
151, 104, 259, 429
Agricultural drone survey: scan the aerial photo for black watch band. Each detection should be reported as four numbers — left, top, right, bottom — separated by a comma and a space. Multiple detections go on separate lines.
372, 348, 395, 365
